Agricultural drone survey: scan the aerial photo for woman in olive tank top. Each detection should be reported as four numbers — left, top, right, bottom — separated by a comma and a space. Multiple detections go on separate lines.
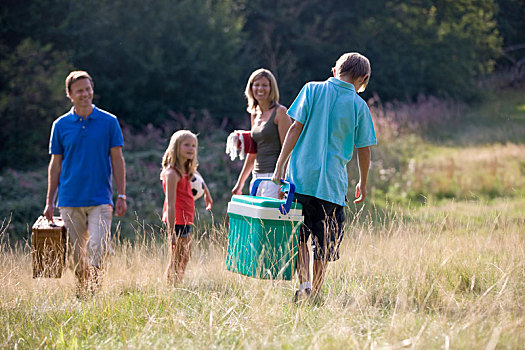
232, 69, 292, 198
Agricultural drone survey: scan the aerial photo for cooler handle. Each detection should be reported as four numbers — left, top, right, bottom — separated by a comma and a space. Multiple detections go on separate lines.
250, 178, 295, 215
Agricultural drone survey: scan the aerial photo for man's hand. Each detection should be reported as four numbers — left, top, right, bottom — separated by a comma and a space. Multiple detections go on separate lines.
110, 146, 126, 216
44, 154, 62, 222
43, 204, 55, 221
115, 197, 127, 217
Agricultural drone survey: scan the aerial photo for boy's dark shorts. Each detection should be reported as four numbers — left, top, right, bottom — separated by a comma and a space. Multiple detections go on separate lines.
294, 193, 345, 262
171, 225, 192, 243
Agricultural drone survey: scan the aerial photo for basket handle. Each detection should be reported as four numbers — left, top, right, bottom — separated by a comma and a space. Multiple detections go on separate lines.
250, 178, 295, 215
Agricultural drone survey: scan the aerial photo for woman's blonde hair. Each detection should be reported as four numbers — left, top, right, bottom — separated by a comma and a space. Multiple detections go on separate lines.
244, 68, 280, 114
161, 130, 198, 179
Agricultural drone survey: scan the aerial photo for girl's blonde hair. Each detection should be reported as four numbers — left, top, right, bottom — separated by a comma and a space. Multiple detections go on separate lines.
244, 68, 280, 114
161, 130, 198, 179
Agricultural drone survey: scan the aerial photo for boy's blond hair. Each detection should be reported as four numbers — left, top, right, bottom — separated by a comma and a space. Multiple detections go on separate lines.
244, 68, 280, 114
65, 71, 94, 98
161, 130, 198, 179
335, 53, 371, 92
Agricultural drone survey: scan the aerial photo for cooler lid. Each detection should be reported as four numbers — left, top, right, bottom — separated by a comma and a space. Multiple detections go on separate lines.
231, 195, 302, 210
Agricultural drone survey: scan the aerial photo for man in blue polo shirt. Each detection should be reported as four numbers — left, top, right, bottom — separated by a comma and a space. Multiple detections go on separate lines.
43, 71, 127, 296
272, 53, 377, 302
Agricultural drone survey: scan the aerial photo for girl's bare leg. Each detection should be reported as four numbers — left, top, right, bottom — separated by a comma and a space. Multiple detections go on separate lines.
176, 236, 192, 284
167, 238, 178, 285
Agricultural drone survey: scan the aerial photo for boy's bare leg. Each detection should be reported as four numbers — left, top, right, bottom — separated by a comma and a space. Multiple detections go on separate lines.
297, 242, 310, 283
294, 241, 313, 302
312, 260, 328, 295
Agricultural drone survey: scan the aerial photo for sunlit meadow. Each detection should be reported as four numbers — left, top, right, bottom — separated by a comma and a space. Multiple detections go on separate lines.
1, 86, 524, 349
1, 195, 524, 349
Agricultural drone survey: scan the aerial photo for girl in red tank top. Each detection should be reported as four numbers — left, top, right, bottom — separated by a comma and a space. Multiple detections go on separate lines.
161, 130, 213, 285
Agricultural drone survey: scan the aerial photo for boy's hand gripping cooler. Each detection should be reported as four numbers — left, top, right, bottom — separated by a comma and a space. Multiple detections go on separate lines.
226, 179, 303, 280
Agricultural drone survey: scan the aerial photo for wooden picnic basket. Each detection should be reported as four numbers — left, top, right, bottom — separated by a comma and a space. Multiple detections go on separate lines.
31, 216, 68, 278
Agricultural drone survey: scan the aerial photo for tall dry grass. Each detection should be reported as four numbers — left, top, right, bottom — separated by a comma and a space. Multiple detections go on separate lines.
1, 199, 524, 349
406, 143, 525, 199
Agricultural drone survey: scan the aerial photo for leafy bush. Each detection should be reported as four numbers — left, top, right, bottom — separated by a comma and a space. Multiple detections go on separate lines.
0, 168, 48, 243
0, 39, 73, 170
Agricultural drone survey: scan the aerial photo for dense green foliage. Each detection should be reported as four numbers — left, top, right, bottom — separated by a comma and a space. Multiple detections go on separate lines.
0, 39, 73, 168
1, 0, 523, 169
238, 0, 505, 101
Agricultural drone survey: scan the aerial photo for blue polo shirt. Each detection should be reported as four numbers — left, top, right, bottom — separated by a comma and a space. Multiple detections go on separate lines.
286, 77, 377, 206
49, 105, 124, 207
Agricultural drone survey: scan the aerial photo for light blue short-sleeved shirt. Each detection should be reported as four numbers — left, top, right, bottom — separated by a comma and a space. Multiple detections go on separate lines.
49, 105, 124, 207
286, 77, 377, 206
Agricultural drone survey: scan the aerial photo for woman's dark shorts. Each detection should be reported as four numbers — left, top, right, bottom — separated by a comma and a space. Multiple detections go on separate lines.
171, 225, 192, 244
294, 193, 345, 261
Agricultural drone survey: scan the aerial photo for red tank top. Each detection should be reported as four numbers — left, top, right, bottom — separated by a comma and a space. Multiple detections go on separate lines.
162, 168, 195, 225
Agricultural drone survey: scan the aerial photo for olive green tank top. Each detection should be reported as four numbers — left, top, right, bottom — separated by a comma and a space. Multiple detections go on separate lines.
252, 107, 281, 173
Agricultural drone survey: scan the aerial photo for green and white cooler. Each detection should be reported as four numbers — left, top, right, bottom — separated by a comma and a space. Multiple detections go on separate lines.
226, 179, 303, 280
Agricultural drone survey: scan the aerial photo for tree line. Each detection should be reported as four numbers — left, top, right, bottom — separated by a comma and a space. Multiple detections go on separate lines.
1, 0, 524, 170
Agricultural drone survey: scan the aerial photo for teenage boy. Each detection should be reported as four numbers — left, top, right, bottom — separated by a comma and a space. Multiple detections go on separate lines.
272, 53, 377, 301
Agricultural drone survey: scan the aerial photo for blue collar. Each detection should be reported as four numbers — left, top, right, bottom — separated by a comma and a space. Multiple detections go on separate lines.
328, 77, 356, 91
68, 105, 99, 121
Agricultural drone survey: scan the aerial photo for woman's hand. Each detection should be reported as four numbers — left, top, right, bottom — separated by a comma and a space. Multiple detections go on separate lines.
232, 182, 243, 195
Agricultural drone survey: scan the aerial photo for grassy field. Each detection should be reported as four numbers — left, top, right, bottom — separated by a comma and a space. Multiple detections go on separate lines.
1, 85, 524, 348
1, 198, 524, 349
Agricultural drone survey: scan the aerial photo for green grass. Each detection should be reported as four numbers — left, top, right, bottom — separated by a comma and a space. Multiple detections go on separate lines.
1, 198, 524, 348
449, 87, 525, 145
